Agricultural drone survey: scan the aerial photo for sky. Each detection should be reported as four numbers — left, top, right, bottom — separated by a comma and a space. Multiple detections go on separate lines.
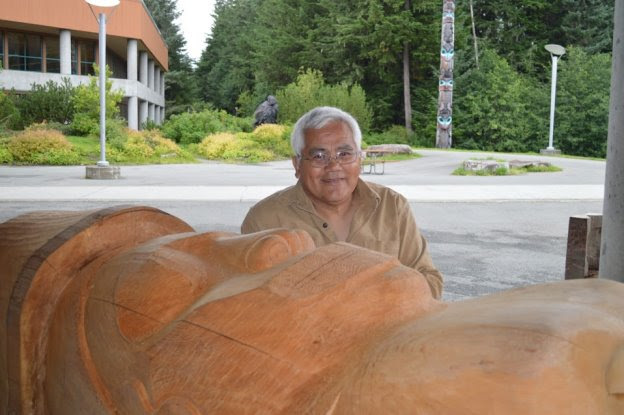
175, 0, 216, 62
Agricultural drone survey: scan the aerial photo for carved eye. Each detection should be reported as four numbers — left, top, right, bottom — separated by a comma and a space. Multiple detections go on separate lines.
244, 230, 315, 271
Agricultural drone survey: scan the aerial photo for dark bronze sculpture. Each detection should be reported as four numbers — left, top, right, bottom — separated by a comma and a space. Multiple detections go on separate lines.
253, 95, 279, 127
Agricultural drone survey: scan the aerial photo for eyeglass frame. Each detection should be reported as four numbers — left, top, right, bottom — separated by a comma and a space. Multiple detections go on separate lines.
297, 149, 363, 167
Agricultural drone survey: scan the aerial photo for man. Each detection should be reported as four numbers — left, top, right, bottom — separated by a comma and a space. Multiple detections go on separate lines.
241, 106, 443, 298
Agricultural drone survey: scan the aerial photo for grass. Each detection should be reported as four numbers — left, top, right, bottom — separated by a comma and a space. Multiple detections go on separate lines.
361, 152, 421, 165
453, 164, 562, 176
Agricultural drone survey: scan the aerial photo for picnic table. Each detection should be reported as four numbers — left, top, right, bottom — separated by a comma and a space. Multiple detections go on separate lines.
361, 149, 393, 175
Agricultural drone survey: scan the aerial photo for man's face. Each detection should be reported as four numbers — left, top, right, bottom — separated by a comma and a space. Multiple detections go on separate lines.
293, 121, 361, 207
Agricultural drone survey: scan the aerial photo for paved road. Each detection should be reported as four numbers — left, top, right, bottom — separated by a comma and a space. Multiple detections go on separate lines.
0, 150, 606, 301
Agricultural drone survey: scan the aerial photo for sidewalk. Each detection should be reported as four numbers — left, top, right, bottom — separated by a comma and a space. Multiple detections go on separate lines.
0, 150, 606, 202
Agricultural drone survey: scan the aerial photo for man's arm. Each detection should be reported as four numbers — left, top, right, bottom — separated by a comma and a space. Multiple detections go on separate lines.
396, 198, 443, 299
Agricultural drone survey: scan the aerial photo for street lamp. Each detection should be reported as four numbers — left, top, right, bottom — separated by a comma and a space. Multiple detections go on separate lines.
85, 0, 119, 173
543, 44, 566, 154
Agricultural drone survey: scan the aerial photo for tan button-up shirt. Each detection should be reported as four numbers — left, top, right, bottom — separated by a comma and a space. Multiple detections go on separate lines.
241, 179, 443, 298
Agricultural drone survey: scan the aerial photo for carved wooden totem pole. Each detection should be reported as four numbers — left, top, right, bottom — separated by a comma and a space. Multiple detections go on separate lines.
436, 0, 455, 148
2, 206, 624, 414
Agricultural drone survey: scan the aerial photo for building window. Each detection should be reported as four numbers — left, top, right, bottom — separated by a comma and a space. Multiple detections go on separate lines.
8, 32, 42, 71
80, 41, 96, 76
71, 39, 96, 75
107, 49, 127, 79
45, 37, 60, 73
0, 32, 4, 68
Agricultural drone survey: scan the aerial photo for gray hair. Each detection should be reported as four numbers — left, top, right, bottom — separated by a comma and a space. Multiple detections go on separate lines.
290, 106, 362, 157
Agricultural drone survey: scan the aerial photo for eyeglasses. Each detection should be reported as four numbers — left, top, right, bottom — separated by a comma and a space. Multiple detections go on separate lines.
299, 150, 361, 167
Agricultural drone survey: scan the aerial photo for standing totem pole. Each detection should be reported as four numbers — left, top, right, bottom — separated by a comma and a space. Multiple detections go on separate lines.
436, 0, 455, 148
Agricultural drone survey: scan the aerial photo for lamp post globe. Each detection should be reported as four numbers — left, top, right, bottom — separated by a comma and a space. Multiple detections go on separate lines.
544, 44, 566, 153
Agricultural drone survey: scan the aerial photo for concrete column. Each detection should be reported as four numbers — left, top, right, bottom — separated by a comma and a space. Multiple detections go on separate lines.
139, 52, 148, 85
139, 100, 148, 129
60, 30, 71, 75
148, 60, 155, 90
127, 96, 138, 130
161, 75, 165, 97
161, 107, 165, 124
126, 39, 138, 81
600, 0, 624, 281
155, 67, 161, 94
148, 103, 155, 122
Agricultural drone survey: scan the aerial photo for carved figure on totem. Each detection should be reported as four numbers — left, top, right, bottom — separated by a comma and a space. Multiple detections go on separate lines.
2, 206, 624, 414
437, 102, 452, 130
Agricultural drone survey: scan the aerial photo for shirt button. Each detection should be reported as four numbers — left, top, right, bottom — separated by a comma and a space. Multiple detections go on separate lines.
322, 223, 328, 228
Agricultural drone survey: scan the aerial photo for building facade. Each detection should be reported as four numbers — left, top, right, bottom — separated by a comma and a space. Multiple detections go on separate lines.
0, 0, 168, 129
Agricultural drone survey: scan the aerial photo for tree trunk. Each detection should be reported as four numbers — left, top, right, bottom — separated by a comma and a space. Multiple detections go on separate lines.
599, 0, 624, 281
469, 0, 479, 68
403, 0, 413, 134
436, 0, 455, 148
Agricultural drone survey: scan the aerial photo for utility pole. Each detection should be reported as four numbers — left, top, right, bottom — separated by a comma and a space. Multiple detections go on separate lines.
436, 0, 455, 148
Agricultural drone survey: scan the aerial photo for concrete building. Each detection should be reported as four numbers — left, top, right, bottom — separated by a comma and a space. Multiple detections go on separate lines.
0, 0, 168, 130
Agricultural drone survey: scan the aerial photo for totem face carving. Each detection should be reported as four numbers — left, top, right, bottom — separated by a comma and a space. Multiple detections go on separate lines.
2, 207, 624, 414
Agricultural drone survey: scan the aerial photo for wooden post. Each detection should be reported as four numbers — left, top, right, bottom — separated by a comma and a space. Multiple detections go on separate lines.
436, 0, 455, 148
600, 0, 624, 281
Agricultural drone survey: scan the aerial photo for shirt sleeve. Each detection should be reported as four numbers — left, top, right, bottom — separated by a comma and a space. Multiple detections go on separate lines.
241, 207, 262, 234
396, 197, 444, 299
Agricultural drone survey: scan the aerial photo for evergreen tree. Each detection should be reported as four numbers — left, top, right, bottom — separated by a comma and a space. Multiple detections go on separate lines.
196, 0, 259, 112
143, 0, 198, 116
560, 0, 614, 54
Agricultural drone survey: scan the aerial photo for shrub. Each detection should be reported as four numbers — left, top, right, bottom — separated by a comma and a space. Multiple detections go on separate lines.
0, 91, 21, 130
0, 137, 13, 164
197, 132, 237, 159
276, 69, 373, 132
161, 109, 253, 144
7, 126, 81, 165
364, 125, 412, 146
198, 132, 274, 163
14, 78, 75, 128
72, 65, 124, 136
105, 118, 130, 150
114, 130, 191, 162
249, 124, 292, 157
221, 138, 273, 163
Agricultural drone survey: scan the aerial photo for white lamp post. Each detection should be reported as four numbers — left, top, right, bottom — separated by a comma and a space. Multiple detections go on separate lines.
544, 44, 566, 153
85, 0, 120, 171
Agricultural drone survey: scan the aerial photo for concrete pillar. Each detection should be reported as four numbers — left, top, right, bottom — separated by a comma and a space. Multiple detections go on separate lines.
148, 60, 154, 90
127, 39, 138, 81
161, 107, 165, 124
60, 30, 71, 75
161, 75, 165, 97
127, 96, 138, 130
148, 103, 155, 122
155, 67, 161, 94
600, 0, 624, 281
139, 52, 148, 85
139, 100, 148, 129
